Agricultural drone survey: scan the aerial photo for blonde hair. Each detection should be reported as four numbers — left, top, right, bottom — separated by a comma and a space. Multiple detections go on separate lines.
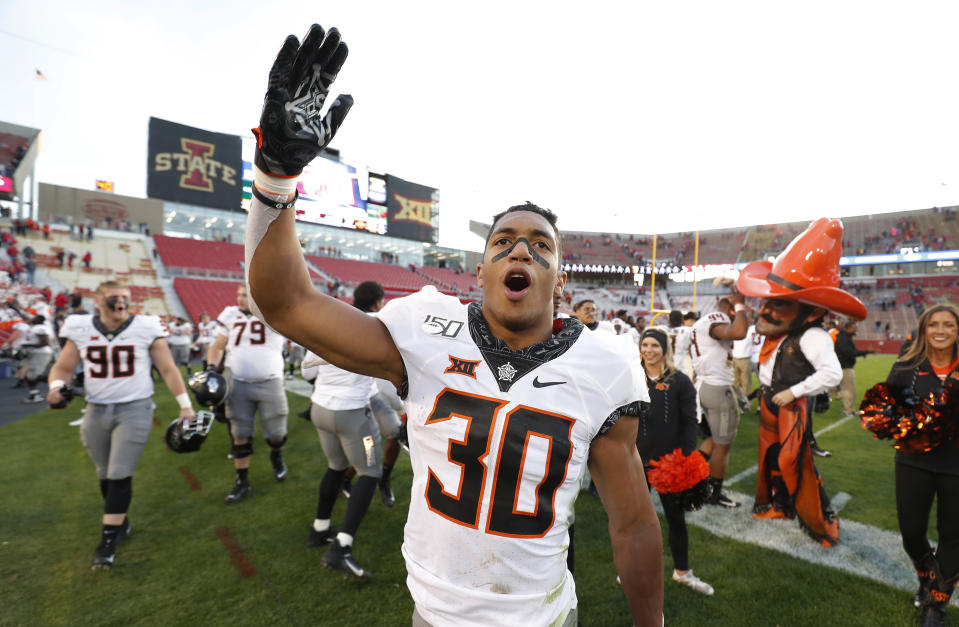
96, 280, 128, 295
640, 326, 677, 379
898, 303, 959, 367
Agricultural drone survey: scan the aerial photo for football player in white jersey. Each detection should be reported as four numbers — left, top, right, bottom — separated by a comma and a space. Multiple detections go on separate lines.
731, 318, 759, 409
571, 299, 614, 334
167, 316, 194, 375
46, 281, 196, 570
194, 312, 218, 370
19, 314, 53, 403
689, 296, 749, 508
207, 284, 290, 504
300, 342, 379, 581
243, 26, 662, 624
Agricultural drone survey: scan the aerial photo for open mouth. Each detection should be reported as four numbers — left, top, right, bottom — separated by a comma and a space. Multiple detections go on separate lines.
504, 271, 531, 301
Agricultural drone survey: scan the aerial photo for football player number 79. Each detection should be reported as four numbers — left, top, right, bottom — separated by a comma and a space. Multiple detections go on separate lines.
424, 389, 574, 538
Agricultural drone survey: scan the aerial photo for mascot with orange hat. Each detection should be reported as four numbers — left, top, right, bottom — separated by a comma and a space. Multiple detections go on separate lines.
737, 218, 866, 546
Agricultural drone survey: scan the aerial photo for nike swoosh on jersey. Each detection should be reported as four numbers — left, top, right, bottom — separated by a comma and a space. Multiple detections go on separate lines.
532, 377, 566, 388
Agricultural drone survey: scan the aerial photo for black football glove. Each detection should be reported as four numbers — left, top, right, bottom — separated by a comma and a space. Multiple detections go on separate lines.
49, 385, 75, 410
253, 24, 354, 178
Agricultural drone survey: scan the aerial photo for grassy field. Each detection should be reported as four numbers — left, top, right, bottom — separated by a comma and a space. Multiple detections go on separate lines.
0, 355, 946, 626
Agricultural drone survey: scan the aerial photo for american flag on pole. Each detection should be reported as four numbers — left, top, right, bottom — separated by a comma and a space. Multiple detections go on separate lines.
35, 69, 48, 81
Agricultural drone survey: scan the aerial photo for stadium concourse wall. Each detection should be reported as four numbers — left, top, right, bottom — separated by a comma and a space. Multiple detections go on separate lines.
38, 183, 164, 235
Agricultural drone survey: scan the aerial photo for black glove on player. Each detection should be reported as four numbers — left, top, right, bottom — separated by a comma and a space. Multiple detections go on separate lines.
49, 385, 75, 410
253, 24, 354, 178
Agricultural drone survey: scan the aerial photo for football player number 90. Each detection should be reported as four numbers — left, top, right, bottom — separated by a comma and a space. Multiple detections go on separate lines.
424, 389, 574, 538
86, 345, 135, 378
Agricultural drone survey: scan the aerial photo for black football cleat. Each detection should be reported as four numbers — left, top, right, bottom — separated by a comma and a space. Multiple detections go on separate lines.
270, 450, 288, 482
811, 444, 832, 458
224, 479, 251, 504
379, 476, 395, 508
396, 423, 410, 453
307, 525, 336, 547
322, 540, 371, 582
92, 534, 118, 570
709, 491, 741, 508
117, 517, 132, 544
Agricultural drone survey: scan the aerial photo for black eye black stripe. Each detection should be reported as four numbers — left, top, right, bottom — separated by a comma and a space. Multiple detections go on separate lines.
491, 237, 549, 269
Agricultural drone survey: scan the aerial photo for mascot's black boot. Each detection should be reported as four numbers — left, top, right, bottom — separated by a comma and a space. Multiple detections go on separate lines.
912, 552, 936, 608
920, 560, 957, 627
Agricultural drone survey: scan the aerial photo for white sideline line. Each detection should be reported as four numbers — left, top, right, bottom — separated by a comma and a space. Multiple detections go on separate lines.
726, 413, 858, 487
725, 465, 759, 487
831, 491, 852, 512
814, 412, 858, 437
653, 490, 958, 607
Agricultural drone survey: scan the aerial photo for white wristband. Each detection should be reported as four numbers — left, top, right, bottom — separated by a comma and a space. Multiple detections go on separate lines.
253, 165, 298, 196
50, 379, 66, 390
175, 393, 192, 410
734, 303, 746, 312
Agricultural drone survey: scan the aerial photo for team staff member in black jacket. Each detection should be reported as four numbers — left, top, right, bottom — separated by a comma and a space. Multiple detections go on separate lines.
638, 328, 713, 596
835, 319, 872, 418
886, 304, 959, 627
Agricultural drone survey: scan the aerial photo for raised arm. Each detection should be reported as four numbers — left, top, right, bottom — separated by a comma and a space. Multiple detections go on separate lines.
588, 416, 664, 626
245, 24, 403, 388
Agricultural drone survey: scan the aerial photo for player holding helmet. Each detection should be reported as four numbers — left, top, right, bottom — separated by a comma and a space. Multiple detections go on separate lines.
46, 280, 196, 569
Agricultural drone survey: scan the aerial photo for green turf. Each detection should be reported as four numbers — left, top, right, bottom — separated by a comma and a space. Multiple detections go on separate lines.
0, 357, 942, 625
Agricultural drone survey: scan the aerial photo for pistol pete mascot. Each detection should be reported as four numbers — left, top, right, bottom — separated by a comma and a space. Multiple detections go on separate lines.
736, 218, 866, 546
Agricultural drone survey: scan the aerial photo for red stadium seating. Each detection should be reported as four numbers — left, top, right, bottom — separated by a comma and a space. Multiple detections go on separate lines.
155, 234, 323, 281
0, 133, 29, 171
173, 277, 243, 323
414, 266, 477, 292
154, 234, 245, 275
305, 256, 431, 292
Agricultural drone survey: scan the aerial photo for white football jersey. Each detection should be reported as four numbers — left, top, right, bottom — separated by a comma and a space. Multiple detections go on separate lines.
196, 320, 218, 346
167, 320, 193, 346
672, 326, 693, 365
10, 321, 29, 348
25, 323, 53, 354
378, 287, 648, 627
216, 306, 284, 381
59, 313, 167, 403
690, 311, 734, 385
302, 350, 375, 410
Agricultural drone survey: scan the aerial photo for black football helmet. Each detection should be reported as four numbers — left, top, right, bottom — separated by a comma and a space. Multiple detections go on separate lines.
188, 370, 231, 408
165, 411, 215, 453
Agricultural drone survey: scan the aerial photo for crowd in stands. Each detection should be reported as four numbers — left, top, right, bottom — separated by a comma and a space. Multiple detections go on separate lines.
0, 135, 29, 178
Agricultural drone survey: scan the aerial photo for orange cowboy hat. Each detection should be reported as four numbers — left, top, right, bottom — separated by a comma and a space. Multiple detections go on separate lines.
736, 217, 867, 320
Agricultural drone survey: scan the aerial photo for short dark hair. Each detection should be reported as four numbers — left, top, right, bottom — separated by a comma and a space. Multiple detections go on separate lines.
573, 299, 595, 312
353, 281, 385, 312
486, 202, 561, 259
684, 311, 698, 321
668, 310, 683, 327
717, 298, 733, 312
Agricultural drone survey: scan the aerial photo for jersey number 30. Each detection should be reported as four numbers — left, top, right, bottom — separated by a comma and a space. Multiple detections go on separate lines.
424, 388, 574, 538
